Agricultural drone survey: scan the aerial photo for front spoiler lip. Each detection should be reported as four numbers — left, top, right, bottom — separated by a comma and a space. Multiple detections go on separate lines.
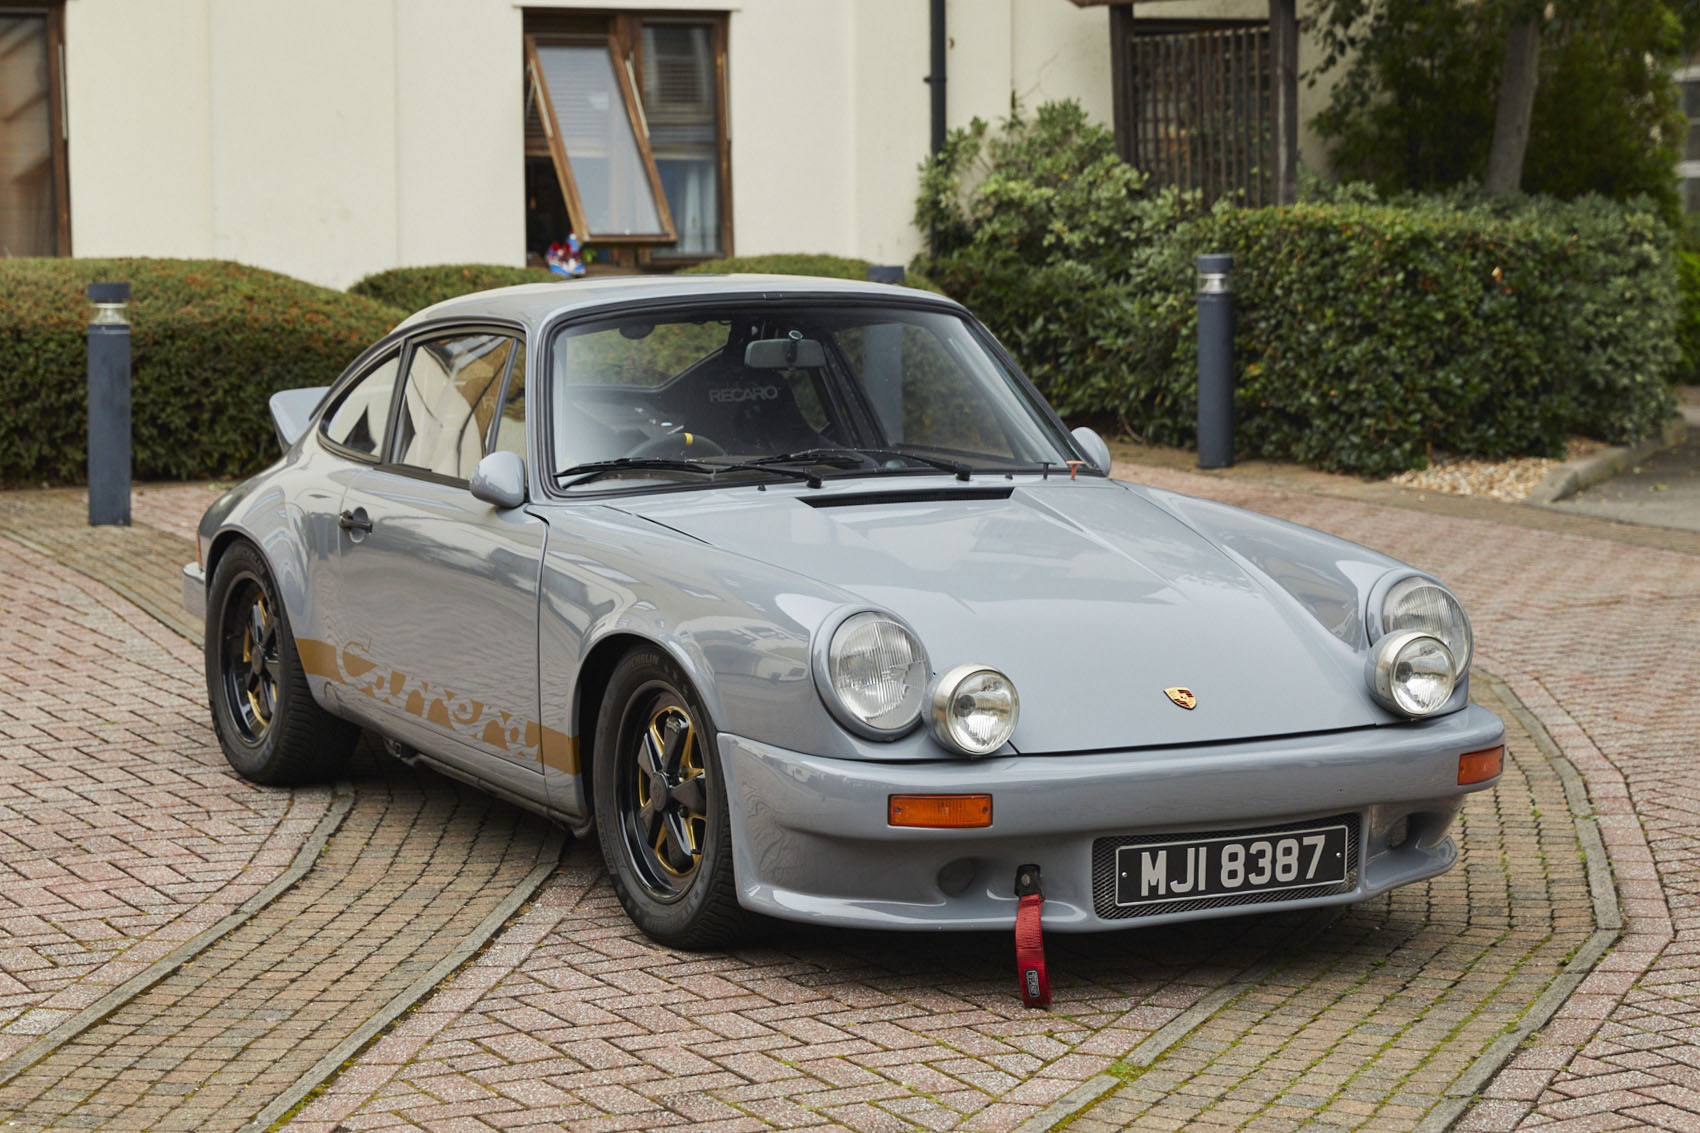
181, 562, 206, 623
717, 702, 1505, 932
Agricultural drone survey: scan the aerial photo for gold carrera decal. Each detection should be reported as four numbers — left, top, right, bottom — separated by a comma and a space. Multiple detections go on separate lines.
1164, 686, 1198, 710
295, 638, 579, 773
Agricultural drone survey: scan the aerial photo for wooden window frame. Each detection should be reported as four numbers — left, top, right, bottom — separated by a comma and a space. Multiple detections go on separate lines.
525, 30, 678, 245
0, 0, 71, 255
629, 13, 732, 266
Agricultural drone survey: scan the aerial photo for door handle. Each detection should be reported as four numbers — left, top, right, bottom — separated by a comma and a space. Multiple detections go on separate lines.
338, 509, 373, 534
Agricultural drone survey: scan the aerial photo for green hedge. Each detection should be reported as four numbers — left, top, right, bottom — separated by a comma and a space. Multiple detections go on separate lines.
347, 263, 560, 313
0, 258, 403, 485
681, 253, 946, 294
916, 103, 1680, 476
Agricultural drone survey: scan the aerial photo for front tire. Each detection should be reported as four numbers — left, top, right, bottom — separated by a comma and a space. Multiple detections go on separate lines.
205, 541, 357, 784
593, 649, 748, 948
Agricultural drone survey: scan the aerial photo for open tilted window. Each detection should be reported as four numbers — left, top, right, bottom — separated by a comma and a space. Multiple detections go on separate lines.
523, 11, 729, 267
526, 33, 675, 244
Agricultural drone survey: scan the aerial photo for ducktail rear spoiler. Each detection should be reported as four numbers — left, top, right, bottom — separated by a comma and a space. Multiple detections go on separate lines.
269, 387, 330, 451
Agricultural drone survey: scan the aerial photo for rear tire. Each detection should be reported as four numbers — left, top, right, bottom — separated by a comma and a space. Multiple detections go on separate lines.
593, 649, 749, 949
205, 541, 358, 784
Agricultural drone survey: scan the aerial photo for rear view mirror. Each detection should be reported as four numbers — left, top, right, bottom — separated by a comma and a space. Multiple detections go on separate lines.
745, 333, 825, 369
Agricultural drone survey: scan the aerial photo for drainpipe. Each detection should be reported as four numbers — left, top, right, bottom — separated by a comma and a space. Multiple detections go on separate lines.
926, 0, 947, 155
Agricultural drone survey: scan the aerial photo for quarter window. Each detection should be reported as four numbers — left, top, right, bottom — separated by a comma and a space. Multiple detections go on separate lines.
320, 353, 400, 459
393, 332, 518, 482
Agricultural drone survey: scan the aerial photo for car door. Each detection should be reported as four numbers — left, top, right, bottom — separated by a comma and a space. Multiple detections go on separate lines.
332, 325, 548, 799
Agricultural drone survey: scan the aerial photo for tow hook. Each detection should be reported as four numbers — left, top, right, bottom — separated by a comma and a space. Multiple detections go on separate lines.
1014, 863, 1050, 1008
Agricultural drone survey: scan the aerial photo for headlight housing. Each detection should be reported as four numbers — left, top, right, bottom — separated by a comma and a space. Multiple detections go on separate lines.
930, 664, 1020, 756
1377, 575, 1472, 678
815, 610, 929, 738
1368, 630, 1456, 717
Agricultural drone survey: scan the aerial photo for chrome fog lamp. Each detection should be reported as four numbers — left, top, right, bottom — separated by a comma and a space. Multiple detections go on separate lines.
1380, 576, 1472, 678
818, 610, 928, 738
931, 664, 1020, 755
1368, 631, 1456, 717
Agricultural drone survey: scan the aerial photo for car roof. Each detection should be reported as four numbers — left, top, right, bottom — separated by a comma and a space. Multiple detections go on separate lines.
400, 273, 966, 334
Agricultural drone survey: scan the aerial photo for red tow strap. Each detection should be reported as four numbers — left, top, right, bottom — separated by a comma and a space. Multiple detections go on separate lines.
1014, 864, 1050, 1008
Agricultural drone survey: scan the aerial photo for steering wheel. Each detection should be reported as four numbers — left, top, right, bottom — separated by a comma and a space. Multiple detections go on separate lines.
627, 430, 726, 459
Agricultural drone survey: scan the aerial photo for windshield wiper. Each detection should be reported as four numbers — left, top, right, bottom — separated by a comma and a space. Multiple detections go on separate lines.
554, 456, 821, 488
749, 446, 972, 482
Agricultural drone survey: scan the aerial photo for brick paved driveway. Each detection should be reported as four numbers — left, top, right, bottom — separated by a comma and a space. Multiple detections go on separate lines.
0, 467, 1689, 1132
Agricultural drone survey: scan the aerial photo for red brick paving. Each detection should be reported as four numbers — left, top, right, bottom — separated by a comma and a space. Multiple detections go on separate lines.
4, 472, 1695, 1131
0, 533, 328, 1064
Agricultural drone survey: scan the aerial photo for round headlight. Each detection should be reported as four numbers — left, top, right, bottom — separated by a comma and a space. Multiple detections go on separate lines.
1369, 631, 1456, 717
930, 664, 1020, 756
1381, 576, 1472, 677
821, 611, 928, 736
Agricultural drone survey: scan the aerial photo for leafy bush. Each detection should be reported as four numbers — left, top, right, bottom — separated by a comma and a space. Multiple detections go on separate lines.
681, 253, 945, 294
915, 102, 1198, 432
1306, 0, 1689, 223
348, 263, 559, 313
1197, 196, 1679, 472
914, 103, 1680, 476
0, 258, 403, 485
1677, 249, 1700, 382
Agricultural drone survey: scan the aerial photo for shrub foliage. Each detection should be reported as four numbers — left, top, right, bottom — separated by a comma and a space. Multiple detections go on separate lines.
347, 263, 559, 313
914, 104, 1679, 476
1, 258, 402, 485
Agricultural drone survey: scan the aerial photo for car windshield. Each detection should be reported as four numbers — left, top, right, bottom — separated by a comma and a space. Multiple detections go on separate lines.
546, 302, 1079, 489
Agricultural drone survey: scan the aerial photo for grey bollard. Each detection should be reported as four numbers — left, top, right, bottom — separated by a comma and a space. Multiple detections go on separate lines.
87, 282, 132, 526
1196, 254, 1234, 469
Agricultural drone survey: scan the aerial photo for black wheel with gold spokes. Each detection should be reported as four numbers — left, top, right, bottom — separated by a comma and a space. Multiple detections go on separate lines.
621, 699, 708, 897
205, 540, 358, 785
595, 650, 750, 947
220, 580, 280, 743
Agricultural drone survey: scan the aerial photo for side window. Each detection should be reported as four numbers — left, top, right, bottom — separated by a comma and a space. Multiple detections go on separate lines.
493, 342, 527, 459
320, 353, 400, 458
393, 332, 517, 481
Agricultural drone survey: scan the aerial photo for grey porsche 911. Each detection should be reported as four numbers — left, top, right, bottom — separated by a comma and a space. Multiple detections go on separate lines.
182, 275, 1504, 956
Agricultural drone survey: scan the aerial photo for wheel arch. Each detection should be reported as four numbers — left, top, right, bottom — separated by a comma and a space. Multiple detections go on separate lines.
572, 629, 722, 818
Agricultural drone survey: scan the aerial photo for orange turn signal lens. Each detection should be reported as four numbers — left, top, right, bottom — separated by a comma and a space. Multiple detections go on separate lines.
1458, 745, 1504, 785
888, 794, 992, 829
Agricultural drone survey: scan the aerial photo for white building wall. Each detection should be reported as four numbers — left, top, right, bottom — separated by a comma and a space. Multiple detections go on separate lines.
206, 1, 400, 288
63, 0, 214, 259
61, 0, 1122, 287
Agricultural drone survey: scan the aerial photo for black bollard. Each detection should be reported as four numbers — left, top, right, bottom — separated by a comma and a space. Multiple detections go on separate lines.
1196, 254, 1234, 469
87, 282, 132, 526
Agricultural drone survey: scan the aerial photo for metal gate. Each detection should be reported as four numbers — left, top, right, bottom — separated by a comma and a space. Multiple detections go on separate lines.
1112, 17, 1275, 207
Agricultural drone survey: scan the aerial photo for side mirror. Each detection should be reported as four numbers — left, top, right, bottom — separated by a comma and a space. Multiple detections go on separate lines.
1070, 426, 1112, 475
470, 450, 527, 509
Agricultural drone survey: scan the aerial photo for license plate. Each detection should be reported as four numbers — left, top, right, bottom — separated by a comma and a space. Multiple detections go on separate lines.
1113, 822, 1350, 908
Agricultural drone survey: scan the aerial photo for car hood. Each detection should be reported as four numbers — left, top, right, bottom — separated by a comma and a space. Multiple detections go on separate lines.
610, 477, 1392, 752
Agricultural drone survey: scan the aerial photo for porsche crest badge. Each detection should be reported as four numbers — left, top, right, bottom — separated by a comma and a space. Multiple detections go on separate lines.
1164, 686, 1197, 710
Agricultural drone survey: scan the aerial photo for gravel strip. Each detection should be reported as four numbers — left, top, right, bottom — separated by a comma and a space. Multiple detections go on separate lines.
1390, 438, 1605, 503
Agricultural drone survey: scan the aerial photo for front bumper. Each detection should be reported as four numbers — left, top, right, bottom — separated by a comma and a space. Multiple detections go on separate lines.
718, 703, 1505, 932
181, 562, 205, 623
